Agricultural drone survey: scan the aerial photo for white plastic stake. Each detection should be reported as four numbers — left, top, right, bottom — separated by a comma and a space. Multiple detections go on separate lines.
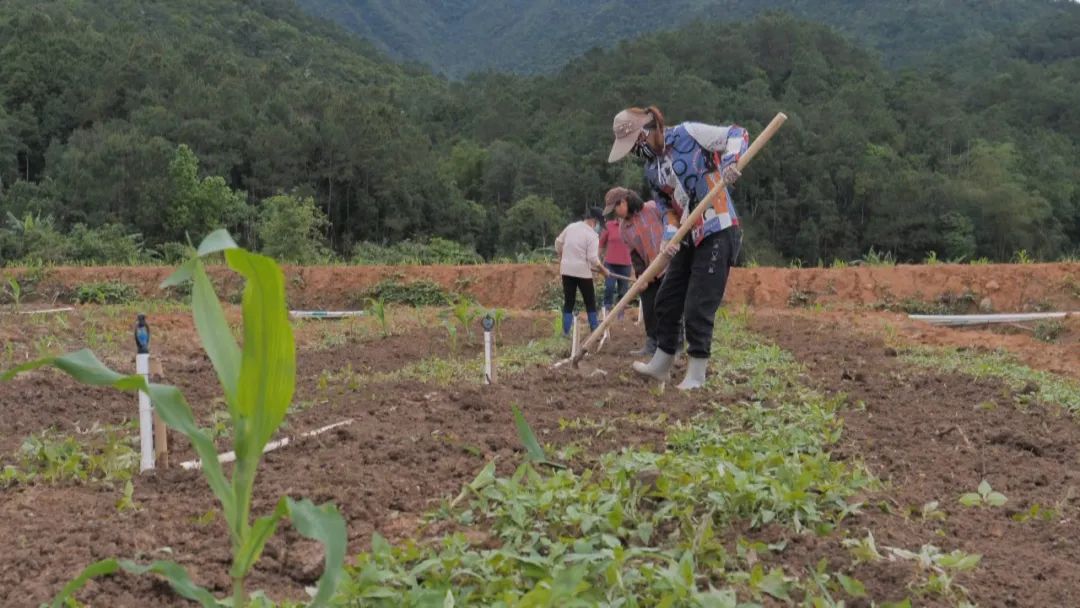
483, 328, 494, 384
570, 315, 580, 360
136, 353, 154, 472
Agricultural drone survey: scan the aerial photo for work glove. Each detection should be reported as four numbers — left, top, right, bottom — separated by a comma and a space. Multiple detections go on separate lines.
721, 164, 741, 185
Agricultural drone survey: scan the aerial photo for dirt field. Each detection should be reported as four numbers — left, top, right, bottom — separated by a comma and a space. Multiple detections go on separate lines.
1, 263, 1078, 606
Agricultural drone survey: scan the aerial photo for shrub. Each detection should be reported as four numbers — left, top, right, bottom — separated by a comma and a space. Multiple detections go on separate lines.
352, 237, 483, 265
74, 281, 140, 305
357, 275, 455, 307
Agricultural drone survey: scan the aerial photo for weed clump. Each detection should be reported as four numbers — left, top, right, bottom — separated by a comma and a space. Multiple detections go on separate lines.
74, 281, 140, 305
357, 274, 456, 307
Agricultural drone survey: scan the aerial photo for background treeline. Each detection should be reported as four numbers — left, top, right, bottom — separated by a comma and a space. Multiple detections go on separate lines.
0, 0, 1078, 266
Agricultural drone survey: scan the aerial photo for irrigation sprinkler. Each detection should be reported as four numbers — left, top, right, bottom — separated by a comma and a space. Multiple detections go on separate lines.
134, 314, 154, 472
482, 314, 496, 384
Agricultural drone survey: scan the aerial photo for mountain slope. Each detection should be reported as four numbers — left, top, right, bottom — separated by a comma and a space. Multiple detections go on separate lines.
296, 0, 1074, 76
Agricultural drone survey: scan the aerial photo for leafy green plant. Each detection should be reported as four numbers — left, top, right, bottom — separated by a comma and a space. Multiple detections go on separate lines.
367, 297, 391, 337
1033, 320, 1065, 343
4, 275, 22, 308
1012, 249, 1035, 264
489, 308, 508, 341
861, 247, 897, 266
2, 427, 139, 486
959, 480, 1007, 507
1, 230, 345, 607
358, 275, 454, 307
1012, 503, 1056, 523
451, 297, 480, 342
923, 250, 940, 265
74, 281, 139, 305
116, 480, 140, 512
442, 318, 459, 354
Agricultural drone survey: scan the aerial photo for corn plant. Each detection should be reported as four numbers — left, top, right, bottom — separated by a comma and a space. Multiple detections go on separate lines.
488, 308, 508, 341
4, 275, 22, 309
367, 296, 390, 337
451, 297, 479, 342
442, 318, 459, 354
1, 230, 345, 608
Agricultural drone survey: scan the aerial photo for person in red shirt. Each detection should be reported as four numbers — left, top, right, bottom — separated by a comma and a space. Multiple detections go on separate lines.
598, 209, 632, 315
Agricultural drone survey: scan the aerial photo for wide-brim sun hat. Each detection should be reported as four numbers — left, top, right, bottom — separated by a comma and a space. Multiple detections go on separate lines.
608, 109, 652, 163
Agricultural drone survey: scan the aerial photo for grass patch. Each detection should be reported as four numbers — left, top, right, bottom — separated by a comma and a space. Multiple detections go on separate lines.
901, 346, 1080, 415
73, 281, 140, 305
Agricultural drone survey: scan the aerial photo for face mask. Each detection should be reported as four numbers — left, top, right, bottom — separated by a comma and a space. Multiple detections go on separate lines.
594, 223, 603, 235
633, 141, 655, 162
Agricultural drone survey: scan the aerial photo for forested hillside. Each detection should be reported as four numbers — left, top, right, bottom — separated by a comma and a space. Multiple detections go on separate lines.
1, 0, 1078, 266
296, 0, 1073, 76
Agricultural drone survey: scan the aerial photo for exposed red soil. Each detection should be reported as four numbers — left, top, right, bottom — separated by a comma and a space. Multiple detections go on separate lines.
750, 310, 1080, 607
7, 262, 1079, 311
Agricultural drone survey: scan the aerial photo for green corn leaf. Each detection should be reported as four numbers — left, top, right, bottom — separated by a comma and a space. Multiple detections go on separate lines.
189, 257, 241, 409
47, 559, 222, 608
118, 560, 222, 607
195, 228, 240, 257
226, 248, 295, 463
232, 497, 290, 579
286, 497, 347, 608
48, 558, 122, 608
512, 405, 546, 463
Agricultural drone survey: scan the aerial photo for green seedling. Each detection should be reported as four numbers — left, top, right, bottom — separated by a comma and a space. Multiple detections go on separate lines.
920, 500, 947, 521
442, 318, 459, 354
959, 480, 1007, 508
1012, 249, 1034, 264
367, 297, 390, 337
116, 480, 140, 512
2, 230, 345, 608
1012, 503, 1056, 523
451, 297, 480, 342
489, 307, 508, 341
5, 275, 22, 308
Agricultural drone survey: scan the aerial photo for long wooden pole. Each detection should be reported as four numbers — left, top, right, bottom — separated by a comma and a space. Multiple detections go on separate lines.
573, 112, 788, 365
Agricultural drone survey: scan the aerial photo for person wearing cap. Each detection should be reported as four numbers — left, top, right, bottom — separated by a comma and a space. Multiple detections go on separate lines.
598, 206, 632, 316
607, 106, 748, 390
554, 207, 610, 336
604, 187, 667, 356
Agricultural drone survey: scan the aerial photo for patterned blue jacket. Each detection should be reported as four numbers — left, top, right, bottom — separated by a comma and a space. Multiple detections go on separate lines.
643, 122, 749, 245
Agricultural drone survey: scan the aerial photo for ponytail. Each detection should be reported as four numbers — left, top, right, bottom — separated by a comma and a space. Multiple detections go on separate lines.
644, 106, 665, 153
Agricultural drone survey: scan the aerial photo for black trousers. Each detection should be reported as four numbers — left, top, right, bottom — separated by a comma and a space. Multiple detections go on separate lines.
561, 275, 597, 314
655, 228, 738, 358
639, 279, 659, 341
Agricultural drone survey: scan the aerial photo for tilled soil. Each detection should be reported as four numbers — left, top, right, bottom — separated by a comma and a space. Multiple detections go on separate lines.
0, 319, 709, 607
750, 310, 1080, 607
4, 305, 1080, 606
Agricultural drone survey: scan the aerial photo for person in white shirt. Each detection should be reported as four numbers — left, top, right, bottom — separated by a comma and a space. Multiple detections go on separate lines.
554, 207, 611, 335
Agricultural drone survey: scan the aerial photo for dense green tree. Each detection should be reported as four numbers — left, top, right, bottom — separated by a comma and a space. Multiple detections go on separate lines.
0, 1, 1078, 264
256, 194, 331, 264
501, 195, 566, 253
165, 145, 248, 244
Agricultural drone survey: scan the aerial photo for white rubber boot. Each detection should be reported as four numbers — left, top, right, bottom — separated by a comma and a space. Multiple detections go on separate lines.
632, 349, 675, 381
676, 357, 709, 390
